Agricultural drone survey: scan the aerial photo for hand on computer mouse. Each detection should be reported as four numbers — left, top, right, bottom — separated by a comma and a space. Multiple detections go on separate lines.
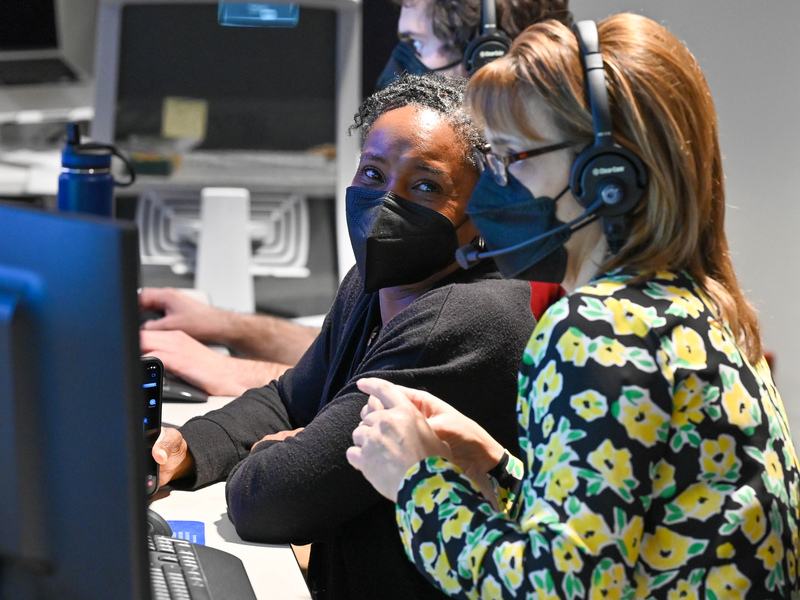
139, 308, 166, 327
139, 287, 228, 343
152, 427, 195, 488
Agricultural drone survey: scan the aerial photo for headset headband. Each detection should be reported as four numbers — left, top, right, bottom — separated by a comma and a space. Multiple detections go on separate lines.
569, 20, 648, 252
573, 21, 614, 145
463, 0, 510, 74
482, 0, 498, 35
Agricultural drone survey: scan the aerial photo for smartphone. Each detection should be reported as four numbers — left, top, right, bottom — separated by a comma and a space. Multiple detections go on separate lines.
142, 356, 163, 497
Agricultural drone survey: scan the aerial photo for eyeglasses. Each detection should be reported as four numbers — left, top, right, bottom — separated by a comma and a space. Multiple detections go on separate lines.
473, 140, 574, 187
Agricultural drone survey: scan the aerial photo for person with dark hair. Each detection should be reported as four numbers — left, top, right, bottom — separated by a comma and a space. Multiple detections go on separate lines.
349, 15, 800, 599
377, 0, 572, 87
139, 0, 569, 396
151, 74, 535, 600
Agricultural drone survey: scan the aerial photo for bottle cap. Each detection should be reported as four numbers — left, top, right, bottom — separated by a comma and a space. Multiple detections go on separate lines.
61, 123, 112, 170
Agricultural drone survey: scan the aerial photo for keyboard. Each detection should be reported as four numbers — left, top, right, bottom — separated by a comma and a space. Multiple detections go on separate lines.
149, 534, 257, 600
0, 58, 78, 85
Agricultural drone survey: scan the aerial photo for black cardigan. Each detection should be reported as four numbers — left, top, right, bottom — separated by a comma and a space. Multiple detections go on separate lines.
177, 263, 534, 600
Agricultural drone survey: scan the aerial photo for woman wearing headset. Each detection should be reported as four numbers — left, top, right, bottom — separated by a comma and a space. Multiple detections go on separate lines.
348, 13, 800, 600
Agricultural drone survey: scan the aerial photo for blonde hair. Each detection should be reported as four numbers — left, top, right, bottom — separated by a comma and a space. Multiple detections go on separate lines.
466, 13, 763, 362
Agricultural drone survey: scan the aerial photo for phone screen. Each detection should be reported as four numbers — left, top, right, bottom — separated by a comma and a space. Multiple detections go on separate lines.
142, 357, 163, 497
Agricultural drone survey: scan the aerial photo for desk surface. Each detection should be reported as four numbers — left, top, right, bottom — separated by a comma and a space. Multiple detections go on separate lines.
150, 396, 311, 600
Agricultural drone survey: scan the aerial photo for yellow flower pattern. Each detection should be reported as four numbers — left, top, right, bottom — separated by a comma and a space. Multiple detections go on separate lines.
665, 482, 727, 523
565, 509, 613, 555
545, 465, 578, 503
667, 578, 700, 600
645, 283, 705, 319
719, 364, 761, 434
699, 434, 740, 481
651, 459, 677, 498
716, 542, 735, 560
396, 270, 800, 600
669, 326, 708, 370
706, 564, 751, 599
553, 538, 584, 573
570, 390, 608, 422
612, 386, 669, 447
708, 318, 743, 367
589, 560, 626, 600
587, 440, 638, 501
640, 526, 708, 570
557, 327, 590, 366
671, 374, 707, 430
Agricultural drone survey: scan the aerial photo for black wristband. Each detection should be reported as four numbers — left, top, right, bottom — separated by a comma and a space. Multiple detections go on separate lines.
487, 449, 510, 480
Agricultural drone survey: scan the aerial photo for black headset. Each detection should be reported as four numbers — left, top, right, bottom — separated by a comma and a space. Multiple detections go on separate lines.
570, 20, 647, 252
462, 0, 511, 75
456, 19, 649, 269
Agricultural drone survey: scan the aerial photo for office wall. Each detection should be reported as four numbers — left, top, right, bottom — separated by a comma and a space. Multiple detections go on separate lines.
570, 1, 800, 437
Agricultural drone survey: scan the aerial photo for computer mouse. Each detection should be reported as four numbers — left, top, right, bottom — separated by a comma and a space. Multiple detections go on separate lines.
147, 508, 173, 537
162, 370, 209, 403
139, 309, 166, 327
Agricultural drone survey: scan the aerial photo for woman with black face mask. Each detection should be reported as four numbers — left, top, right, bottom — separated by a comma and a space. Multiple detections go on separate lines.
150, 73, 535, 600
139, 0, 572, 395
349, 15, 800, 600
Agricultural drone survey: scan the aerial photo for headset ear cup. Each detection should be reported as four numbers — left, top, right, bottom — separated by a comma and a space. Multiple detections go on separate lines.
462, 30, 511, 75
569, 144, 647, 217
569, 145, 594, 209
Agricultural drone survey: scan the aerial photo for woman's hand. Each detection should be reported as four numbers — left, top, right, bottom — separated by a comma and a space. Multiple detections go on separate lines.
356, 377, 506, 477
347, 379, 451, 502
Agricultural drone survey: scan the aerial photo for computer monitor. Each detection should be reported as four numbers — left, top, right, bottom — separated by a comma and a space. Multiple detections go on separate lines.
0, 0, 97, 120
0, 203, 148, 599
92, 0, 363, 282
112, 3, 337, 151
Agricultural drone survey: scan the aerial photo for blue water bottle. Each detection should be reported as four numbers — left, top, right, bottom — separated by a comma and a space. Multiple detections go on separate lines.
57, 123, 135, 217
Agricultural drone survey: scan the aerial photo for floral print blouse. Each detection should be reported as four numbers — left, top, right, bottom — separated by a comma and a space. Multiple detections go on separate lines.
396, 269, 800, 599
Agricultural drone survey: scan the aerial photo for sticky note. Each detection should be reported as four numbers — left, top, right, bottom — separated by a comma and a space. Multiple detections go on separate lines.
161, 97, 208, 140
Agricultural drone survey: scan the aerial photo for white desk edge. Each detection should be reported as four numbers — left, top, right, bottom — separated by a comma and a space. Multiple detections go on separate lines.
149, 396, 311, 600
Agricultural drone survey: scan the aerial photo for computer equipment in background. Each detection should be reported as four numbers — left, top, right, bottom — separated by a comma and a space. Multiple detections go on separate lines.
0, 0, 96, 121
94, 1, 346, 315
163, 370, 209, 403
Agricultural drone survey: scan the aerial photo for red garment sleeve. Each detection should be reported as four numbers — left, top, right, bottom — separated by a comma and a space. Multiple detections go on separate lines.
529, 281, 565, 320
